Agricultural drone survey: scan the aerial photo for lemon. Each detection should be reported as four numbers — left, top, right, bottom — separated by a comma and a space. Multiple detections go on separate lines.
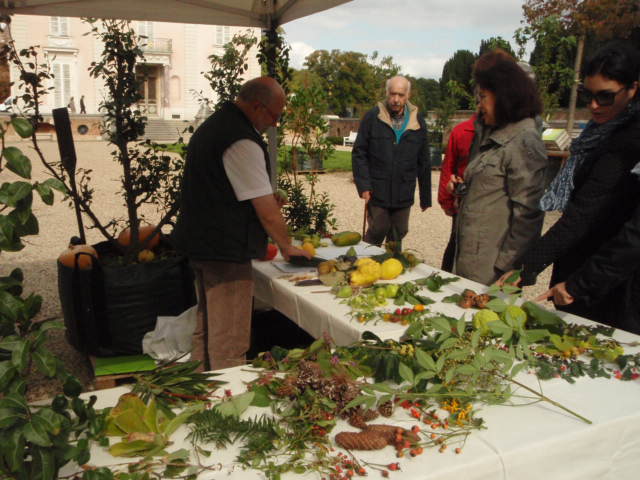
301, 242, 316, 256
137, 249, 155, 263
381, 258, 403, 280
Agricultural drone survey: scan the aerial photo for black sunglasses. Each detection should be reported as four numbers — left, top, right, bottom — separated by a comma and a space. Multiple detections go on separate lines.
578, 85, 626, 107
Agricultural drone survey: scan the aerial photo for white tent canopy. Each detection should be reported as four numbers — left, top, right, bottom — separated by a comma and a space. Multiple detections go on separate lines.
0, 0, 350, 28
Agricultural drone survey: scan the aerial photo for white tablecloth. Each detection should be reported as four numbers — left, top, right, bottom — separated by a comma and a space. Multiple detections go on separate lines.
59, 359, 640, 479
253, 243, 535, 345
57, 245, 640, 479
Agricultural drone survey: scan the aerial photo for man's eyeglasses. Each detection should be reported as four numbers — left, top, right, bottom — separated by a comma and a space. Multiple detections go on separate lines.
578, 85, 626, 107
259, 102, 281, 122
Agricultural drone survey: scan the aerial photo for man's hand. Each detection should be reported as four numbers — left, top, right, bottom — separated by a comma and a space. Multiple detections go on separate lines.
361, 191, 371, 203
279, 243, 312, 262
535, 282, 574, 305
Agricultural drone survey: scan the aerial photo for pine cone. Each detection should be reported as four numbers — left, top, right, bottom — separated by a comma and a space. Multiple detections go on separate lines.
348, 413, 368, 429
377, 401, 394, 417
361, 408, 379, 422
366, 424, 419, 445
335, 431, 388, 450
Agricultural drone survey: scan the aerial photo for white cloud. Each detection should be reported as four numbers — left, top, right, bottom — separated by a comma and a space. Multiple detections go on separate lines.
398, 56, 446, 80
289, 41, 316, 69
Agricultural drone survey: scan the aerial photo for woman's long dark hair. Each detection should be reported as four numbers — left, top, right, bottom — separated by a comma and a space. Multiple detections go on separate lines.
583, 41, 640, 92
473, 50, 543, 128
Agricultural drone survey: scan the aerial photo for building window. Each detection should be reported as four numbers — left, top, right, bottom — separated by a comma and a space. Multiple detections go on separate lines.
138, 21, 154, 39
50, 17, 69, 37
215, 26, 231, 45
52, 62, 72, 108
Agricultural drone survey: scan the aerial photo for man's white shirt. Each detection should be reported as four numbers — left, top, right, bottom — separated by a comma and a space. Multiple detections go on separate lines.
222, 139, 272, 201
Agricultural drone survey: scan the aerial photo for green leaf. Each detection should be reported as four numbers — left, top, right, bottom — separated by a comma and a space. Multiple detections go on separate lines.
471, 329, 481, 350
369, 382, 394, 394
456, 364, 477, 376
0, 408, 20, 428
23, 419, 53, 447
486, 297, 507, 313
430, 316, 452, 333
23, 293, 42, 320
3, 147, 31, 179
0, 362, 17, 391
32, 346, 57, 377
11, 338, 30, 373
11, 211, 39, 236
501, 285, 521, 295
35, 183, 54, 205
214, 391, 254, 418
0, 290, 22, 323
524, 328, 551, 343
0, 216, 21, 252
249, 385, 271, 407
444, 367, 456, 384
456, 316, 466, 336
10, 117, 34, 139
414, 370, 436, 383
438, 337, 458, 350
344, 394, 372, 410
522, 301, 565, 328
2, 181, 32, 206
164, 404, 202, 436
415, 348, 437, 371
35, 409, 64, 436
435, 354, 446, 373
441, 293, 461, 304
510, 362, 527, 379
398, 362, 414, 385
42, 177, 67, 194
448, 347, 472, 361
5, 429, 25, 472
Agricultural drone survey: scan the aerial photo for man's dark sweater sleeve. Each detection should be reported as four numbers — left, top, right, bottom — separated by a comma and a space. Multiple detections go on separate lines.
566, 203, 640, 303
352, 112, 372, 195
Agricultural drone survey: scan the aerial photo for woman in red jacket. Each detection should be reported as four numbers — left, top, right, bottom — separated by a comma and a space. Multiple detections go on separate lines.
437, 114, 476, 271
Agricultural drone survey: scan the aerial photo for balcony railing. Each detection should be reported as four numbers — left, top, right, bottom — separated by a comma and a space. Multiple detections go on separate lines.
141, 38, 172, 54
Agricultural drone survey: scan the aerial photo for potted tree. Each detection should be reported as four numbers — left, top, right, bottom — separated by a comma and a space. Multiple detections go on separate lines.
286, 83, 335, 172
5, 19, 195, 356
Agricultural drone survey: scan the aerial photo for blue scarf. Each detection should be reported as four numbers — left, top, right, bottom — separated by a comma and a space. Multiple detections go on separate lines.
540, 100, 640, 211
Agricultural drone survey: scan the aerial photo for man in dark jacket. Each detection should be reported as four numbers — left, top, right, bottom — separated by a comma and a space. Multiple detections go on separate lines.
173, 77, 309, 371
352, 76, 430, 245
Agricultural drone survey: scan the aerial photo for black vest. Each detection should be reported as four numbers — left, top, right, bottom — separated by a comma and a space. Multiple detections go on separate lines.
172, 102, 270, 262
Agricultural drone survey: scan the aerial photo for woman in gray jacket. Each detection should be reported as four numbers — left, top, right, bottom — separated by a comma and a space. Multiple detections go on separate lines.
452, 51, 547, 285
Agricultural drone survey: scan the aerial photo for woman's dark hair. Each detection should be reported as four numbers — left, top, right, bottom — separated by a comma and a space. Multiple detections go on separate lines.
583, 41, 640, 87
473, 50, 542, 127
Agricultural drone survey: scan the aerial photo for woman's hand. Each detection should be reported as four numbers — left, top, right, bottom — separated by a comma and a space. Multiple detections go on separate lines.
496, 270, 522, 287
535, 282, 574, 305
446, 175, 464, 194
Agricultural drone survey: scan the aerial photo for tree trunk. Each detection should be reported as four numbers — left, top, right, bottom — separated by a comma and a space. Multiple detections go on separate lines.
567, 34, 585, 132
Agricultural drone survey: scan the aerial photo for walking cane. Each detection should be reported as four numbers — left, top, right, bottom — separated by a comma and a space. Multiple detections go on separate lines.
361, 202, 367, 238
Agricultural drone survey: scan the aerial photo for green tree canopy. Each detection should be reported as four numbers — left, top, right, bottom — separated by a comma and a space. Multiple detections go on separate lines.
440, 49, 476, 109
479, 36, 516, 57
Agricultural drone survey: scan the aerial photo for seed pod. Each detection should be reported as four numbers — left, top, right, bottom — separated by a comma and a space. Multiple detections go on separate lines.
335, 431, 388, 450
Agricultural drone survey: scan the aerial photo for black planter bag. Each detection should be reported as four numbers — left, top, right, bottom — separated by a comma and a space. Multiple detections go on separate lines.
58, 241, 196, 356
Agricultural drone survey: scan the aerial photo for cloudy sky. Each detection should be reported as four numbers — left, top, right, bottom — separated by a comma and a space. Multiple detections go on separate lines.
283, 0, 528, 80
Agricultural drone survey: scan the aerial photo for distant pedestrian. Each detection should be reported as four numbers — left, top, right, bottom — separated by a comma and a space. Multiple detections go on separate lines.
352, 75, 430, 246
79, 95, 86, 114
67, 96, 76, 113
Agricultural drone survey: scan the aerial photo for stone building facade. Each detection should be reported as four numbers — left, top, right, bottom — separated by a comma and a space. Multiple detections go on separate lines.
4, 15, 261, 120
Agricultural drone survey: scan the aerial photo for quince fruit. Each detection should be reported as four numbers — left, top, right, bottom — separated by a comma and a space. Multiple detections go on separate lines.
472, 309, 500, 335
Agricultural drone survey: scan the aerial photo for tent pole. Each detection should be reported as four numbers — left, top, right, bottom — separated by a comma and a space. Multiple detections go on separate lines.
265, 19, 279, 189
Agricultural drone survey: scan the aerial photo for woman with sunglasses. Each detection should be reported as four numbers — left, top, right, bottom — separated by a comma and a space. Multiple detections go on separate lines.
502, 42, 640, 331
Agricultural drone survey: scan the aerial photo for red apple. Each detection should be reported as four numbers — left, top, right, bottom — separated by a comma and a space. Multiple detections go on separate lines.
261, 243, 278, 261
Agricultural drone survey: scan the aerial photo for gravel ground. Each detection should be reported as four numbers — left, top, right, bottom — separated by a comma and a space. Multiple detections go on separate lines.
2, 140, 558, 399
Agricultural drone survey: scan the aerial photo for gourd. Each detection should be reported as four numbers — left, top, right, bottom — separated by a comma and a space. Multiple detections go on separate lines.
58, 243, 98, 270
117, 224, 160, 249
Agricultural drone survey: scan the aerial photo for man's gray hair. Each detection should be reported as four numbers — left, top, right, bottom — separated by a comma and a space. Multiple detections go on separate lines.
238, 78, 277, 104
385, 75, 411, 94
